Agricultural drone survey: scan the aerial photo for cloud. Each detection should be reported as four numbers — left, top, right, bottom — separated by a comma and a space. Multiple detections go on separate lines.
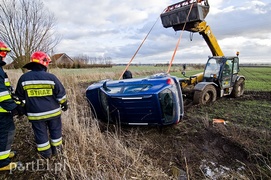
43, 0, 271, 64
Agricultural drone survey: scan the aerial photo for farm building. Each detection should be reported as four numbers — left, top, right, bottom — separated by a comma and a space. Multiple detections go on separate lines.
4, 53, 74, 69
51, 53, 74, 66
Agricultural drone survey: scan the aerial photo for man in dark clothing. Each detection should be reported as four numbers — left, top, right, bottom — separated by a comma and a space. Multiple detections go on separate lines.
0, 41, 22, 171
15, 51, 68, 158
123, 70, 133, 79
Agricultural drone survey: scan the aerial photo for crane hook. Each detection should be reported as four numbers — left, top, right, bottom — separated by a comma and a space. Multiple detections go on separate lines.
190, 32, 194, 41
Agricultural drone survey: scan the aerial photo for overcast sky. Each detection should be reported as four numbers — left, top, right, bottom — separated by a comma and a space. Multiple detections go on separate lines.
43, 0, 271, 64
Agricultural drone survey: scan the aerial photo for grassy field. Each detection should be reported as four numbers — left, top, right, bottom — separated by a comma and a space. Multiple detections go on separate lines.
1, 65, 270, 179
47, 65, 271, 91
240, 67, 271, 91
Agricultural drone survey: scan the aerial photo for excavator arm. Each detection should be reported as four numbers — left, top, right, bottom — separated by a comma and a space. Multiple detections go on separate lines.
196, 21, 224, 56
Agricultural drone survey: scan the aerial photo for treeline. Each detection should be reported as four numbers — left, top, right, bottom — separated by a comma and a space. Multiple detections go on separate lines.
154, 63, 205, 69
4, 61, 113, 69
52, 55, 113, 68
239, 63, 271, 67
72, 55, 112, 65
50, 61, 112, 69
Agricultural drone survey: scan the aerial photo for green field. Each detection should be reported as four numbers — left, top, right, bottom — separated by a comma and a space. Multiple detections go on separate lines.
50, 65, 271, 92
240, 67, 271, 91
174, 66, 271, 91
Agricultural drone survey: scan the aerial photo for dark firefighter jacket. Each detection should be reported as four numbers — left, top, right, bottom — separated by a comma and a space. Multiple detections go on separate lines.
15, 65, 67, 121
0, 61, 17, 113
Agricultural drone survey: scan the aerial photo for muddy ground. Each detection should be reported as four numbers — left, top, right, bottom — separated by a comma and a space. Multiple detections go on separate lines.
120, 91, 271, 179
1, 91, 270, 179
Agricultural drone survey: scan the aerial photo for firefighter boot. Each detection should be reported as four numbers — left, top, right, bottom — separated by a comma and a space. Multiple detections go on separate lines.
38, 149, 52, 159
51, 145, 62, 156
9, 151, 16, 159
0, 162, 19, 171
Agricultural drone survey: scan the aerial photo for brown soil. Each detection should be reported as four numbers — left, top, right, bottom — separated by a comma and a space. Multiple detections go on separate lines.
120, 91, 271, 179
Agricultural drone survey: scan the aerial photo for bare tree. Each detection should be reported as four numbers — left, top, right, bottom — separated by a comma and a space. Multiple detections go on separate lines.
105, 57, 112, 65
0, 0, 60, 69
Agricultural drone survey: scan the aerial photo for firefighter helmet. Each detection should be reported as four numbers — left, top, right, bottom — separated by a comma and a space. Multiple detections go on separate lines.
30, 51, 51, 67
0, 41, 11, 59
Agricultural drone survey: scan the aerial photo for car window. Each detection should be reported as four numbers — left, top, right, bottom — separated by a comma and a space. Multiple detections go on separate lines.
106, 84, 152, 94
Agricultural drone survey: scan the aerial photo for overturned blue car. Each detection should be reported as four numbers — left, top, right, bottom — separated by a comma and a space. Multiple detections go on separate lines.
86, 73, 184, 126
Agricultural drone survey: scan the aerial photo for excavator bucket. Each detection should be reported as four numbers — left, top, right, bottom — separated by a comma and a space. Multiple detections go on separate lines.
160, 0, 209, 31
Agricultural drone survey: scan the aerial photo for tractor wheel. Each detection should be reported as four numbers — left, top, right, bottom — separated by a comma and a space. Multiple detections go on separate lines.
231, 78, 245, 98
193, 85, 217, 105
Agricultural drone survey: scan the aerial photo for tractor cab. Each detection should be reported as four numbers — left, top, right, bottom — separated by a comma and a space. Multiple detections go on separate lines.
203, 56, 240, 95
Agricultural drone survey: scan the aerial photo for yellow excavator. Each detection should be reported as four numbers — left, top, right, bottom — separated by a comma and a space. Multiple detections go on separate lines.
160, 0, 245, 105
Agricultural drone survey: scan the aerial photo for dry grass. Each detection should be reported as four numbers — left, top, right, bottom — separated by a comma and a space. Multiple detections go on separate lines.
58, 73, 171, 179
5, 68, 172, 179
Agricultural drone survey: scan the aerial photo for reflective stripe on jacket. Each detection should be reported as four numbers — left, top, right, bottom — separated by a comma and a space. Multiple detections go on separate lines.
15, 69, 67, 121
0, 63, 17, 113
0, 150, 10, 160
27, 108, 62, 120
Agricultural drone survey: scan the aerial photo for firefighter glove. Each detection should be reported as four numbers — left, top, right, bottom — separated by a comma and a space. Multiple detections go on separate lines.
61, 101, 68, 111
11, 105, 25, 117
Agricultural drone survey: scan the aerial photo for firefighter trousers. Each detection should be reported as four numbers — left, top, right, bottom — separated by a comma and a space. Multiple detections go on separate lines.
31, 116, 62, 158
0, 113, 15, 168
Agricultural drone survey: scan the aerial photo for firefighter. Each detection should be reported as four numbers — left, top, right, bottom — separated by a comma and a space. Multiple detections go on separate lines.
15, 51, 68, 159
0, 41, 22, 171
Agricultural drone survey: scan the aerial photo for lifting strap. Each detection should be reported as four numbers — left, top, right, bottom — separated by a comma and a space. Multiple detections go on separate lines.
166, 3, 194, 74
119, 16, 160, 80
